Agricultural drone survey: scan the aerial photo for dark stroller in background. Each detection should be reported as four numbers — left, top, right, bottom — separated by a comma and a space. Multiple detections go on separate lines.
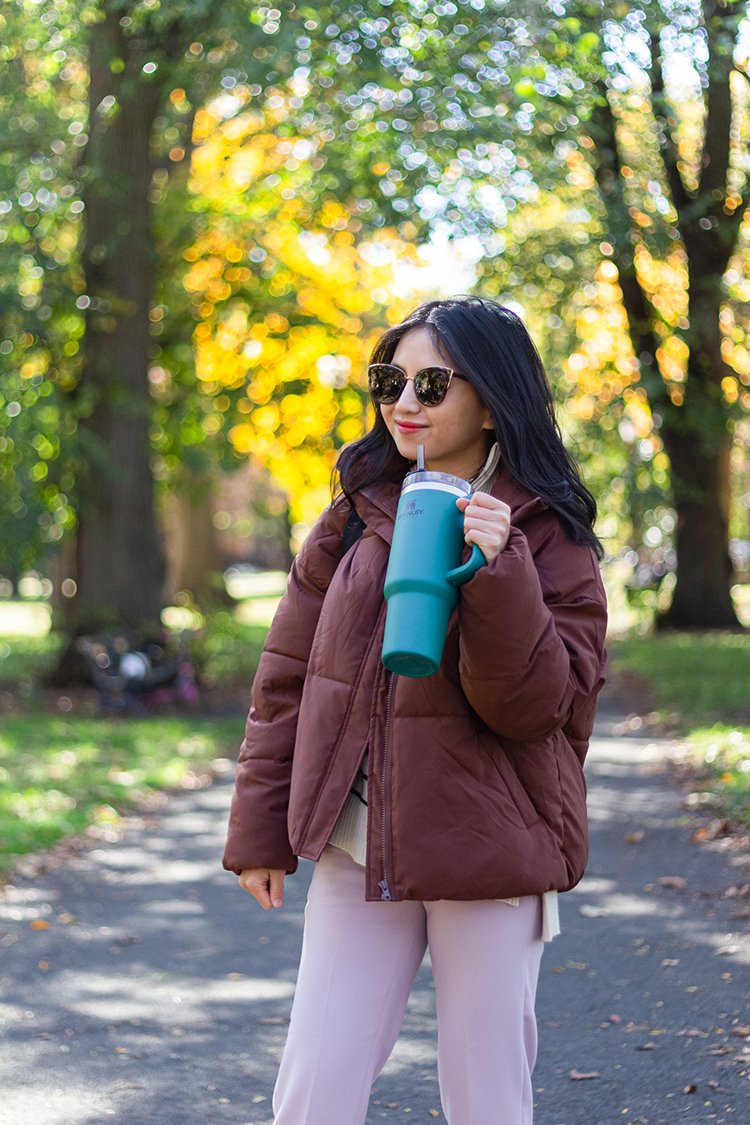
76, 633, 199, 715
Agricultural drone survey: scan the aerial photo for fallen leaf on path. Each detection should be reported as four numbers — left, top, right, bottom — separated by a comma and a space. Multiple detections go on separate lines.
624, 830, 644, 843
258, 1017, 288, 1025
429, 1112, 440, 1119
661, 959, 680, 967
714, 945, 738, 956
569, 1070, 600, 1081
682, 1083, 697, 1095
658, 876, 687, 890
677, 1028, 708, 1038
30, 920, 49, 931
731, 1026, 750, 1038
692, 820, 732, 843
636, 1043, 657, 1051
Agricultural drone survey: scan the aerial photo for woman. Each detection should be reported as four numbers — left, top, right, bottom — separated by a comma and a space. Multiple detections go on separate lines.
223, 296, 608, 1124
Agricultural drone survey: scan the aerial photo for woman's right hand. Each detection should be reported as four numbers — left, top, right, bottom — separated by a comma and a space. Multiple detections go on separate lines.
239, 867, 286, 909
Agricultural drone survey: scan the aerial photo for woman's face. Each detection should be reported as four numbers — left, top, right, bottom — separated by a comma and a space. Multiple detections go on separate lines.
381, 327, 494, 479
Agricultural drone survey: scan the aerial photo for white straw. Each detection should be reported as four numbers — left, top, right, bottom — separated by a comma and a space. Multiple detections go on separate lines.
417, 444, 425, 471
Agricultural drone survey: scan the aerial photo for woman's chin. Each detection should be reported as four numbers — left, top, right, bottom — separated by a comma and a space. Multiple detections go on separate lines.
390, 433, 425, 460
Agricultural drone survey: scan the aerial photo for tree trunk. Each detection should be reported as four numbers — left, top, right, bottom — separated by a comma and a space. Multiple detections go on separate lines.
588, 77, 741, 629
71, 11, 165, 636
659, 423, 736, 628
659, 284, 738, 628
164, 474, 231, 608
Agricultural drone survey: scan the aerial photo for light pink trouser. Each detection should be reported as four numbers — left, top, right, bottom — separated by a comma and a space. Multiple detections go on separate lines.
272, 845, 544, 1125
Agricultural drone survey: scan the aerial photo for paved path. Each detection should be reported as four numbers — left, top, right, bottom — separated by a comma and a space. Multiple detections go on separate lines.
1, 702, 748, 1125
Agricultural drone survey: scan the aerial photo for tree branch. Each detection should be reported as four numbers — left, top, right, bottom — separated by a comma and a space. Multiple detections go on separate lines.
588, 83, 668, 407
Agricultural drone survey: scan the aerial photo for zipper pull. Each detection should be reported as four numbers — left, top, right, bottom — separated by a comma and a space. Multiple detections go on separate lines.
378, 879, 392, 902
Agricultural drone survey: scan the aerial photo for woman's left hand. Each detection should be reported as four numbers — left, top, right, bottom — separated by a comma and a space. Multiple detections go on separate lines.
456, 492, 511, 563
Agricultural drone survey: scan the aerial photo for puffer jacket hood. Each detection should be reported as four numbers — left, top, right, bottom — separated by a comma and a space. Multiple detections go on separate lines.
223, 470, 608, 902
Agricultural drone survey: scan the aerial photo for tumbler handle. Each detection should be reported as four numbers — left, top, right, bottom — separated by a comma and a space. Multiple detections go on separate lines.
445, 543, 487, 587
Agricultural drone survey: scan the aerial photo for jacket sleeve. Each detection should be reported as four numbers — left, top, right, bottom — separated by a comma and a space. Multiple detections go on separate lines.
222, 499, 350, 875
456, 510, 607, 742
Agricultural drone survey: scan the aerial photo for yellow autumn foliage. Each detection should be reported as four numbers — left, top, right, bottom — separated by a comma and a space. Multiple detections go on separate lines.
184, 94, 419, 534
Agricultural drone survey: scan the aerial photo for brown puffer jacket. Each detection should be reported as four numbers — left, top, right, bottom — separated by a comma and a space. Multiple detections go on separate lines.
223, 471, 608, 902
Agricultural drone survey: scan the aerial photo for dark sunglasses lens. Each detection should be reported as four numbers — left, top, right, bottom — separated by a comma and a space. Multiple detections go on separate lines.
368, 364, 404, 403
414, 367, 452, 406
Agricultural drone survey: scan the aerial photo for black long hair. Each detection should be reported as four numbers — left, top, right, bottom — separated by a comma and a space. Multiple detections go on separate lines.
335, 295, 602, 557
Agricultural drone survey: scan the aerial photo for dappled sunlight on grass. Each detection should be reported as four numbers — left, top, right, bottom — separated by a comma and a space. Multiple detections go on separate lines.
0, 606, 268, 872
0, 716, 241, 871
610, 632, 750, 727
685, 726, 750, 826
609, 632, 750, 826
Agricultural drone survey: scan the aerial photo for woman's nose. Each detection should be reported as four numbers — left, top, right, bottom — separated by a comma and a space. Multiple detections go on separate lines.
397, 378, 421, 411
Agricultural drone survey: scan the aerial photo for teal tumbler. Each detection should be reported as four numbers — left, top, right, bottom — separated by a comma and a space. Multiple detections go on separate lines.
382, 470, 487, 677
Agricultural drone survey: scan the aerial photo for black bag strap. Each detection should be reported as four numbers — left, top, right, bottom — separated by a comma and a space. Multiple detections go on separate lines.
340, 507, 367, 556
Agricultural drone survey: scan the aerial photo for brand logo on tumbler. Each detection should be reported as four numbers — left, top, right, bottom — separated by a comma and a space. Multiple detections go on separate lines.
399, 500, 424, 521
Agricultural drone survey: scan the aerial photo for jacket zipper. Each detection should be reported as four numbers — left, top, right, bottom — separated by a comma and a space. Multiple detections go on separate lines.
379, 670, 397, 901
360, 485, 397, 901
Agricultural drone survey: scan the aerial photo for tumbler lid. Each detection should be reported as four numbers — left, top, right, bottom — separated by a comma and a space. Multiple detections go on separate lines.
402, 469, 472, 497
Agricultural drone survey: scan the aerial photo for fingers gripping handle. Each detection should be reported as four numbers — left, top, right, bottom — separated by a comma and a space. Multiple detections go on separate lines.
445, 543, 486, 586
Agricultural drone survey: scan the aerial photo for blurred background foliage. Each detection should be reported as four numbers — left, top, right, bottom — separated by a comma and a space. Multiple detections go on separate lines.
1, 0, 749, 871
0, 0, 748, 637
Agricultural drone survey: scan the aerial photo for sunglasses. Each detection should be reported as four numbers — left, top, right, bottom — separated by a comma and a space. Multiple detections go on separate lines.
368, 363, 466, 407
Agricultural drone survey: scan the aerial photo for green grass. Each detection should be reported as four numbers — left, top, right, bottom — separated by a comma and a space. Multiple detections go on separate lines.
0, 714, 243, 873
0, 608, 271, 874
191, 610, 269, 691
0, 631, 62, 684
610, 632, 750, 825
